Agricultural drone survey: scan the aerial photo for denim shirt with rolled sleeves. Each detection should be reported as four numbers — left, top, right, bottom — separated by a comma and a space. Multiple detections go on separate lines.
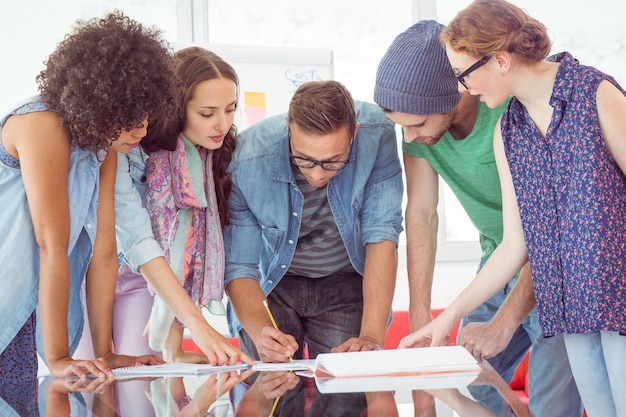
114, 147, 164, 272
0, 96, 101, 373
223, 100, 404, 336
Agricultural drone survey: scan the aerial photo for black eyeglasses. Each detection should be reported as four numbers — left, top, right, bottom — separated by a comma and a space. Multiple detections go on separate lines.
454, 55, 491, 90
288, 130, 352, 171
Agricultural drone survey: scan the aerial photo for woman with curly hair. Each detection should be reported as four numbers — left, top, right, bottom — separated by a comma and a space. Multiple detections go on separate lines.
0, 11, 177, 415
114, 46, 253, 367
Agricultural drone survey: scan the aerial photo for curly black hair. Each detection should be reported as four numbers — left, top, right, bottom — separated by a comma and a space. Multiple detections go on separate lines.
36, 10, 178, 154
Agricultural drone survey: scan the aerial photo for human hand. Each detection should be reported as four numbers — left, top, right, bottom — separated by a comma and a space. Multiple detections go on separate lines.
253, 326, 298, 363
100, 351, 164, 369
331, 336, 381, 353
189, 324, 255, 366
457, 320, 515, 361
398, 313, 454, 349
47, 356, 114, 379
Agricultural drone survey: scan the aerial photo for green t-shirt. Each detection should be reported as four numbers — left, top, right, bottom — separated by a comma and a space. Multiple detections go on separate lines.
402, 100, 509, 263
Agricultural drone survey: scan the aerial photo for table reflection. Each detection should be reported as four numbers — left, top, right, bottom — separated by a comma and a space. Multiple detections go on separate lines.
24, 361, 529, 417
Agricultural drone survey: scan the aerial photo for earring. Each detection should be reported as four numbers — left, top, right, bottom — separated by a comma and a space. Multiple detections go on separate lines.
501, 68, 507, 74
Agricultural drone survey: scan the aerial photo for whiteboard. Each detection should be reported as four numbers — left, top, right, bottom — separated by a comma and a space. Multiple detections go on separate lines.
178, 43, 334, 129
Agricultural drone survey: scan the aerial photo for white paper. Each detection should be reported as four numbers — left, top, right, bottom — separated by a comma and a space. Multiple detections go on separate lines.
113, 362, 250, 379
314, 346, 479, 378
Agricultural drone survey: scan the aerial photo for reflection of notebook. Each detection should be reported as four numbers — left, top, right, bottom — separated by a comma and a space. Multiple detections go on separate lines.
113, 362, 250, 379
254, 346, 479, 379
314, 371, 480, 394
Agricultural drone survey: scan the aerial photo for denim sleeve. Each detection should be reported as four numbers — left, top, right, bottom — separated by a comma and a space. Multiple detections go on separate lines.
223, 178, 263, 286
114, 152, 163, 273
360, 123, 404, 245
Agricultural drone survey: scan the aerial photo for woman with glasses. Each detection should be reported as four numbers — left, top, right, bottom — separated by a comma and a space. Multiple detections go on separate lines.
400, 1, 626, 416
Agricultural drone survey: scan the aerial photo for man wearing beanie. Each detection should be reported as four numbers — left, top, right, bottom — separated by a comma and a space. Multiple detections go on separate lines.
374, 21, 582, 417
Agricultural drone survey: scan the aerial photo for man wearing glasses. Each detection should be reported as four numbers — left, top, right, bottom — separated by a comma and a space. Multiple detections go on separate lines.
374, 20, 581, 416
224, 80, 403, 409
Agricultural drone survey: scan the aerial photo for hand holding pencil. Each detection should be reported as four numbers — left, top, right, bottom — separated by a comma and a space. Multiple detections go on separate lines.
257, 300, 298, 363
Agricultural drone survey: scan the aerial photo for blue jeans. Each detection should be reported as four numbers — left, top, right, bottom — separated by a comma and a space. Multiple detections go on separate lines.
239, 271, 366, 360
235, 271, 367, 416
529, 334, 583, 417
563, 331, 626, 417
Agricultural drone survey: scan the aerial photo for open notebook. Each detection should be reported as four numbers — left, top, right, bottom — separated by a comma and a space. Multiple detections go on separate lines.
113, 346, 479, 381
252, 345, 479, 378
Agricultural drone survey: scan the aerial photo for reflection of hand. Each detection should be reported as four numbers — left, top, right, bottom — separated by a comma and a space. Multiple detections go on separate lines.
255, 371, 299, 400
365, 392, 399, 417
411, 390, 436, 417
331, 336, 381, 353
182, 370, 256, 416
470, 362, 531, 417
254, 327, 299, 363
457, 321, 515, 361
425, 388, 497, 417
46, 376, 115, 416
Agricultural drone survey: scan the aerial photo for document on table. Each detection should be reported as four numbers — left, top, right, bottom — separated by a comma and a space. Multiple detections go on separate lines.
252, 346, 479, 378
313, 345, 479, 378
113, 346, 479, 381
252, 359, 317, 372
113, 362, 250, 379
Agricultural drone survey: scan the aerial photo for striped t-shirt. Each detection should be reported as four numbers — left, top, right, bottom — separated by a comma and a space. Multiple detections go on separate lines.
287, 167, 353, 277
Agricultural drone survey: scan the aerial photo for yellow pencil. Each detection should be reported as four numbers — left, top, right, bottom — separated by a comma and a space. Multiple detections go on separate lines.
263, 299, 279, 329
262, 300, 293, 362
269, 395, 280, 417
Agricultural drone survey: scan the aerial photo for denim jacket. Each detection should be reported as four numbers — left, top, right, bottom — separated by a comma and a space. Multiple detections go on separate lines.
224, 101, 404, 335
0, 97, 101, 371
115, 148, 164, 271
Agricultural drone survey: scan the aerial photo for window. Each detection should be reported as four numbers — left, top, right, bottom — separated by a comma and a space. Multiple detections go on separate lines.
0, 0, 177, 114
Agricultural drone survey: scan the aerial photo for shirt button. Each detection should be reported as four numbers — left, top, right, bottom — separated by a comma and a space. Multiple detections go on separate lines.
288, 240, 294, 244
86, 223, 92, 229
292, 212, 298, 217
281, 265, 286, 269
268, 280, 273, 284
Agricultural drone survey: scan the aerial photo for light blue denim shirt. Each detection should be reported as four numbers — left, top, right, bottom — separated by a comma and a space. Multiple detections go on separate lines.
0, 97, 101, 377
115, 147, 164, 271
224, 100, 404, 335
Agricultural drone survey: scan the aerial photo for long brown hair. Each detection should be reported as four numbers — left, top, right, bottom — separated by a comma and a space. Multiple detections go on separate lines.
143, 46, 239, 226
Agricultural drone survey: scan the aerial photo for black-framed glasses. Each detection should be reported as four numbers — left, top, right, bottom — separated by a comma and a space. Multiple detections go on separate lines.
454, 55, 491, 90
288, 130, 352, 171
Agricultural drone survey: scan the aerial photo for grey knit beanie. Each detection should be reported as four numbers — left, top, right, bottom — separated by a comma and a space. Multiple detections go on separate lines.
374, 20, 461, 115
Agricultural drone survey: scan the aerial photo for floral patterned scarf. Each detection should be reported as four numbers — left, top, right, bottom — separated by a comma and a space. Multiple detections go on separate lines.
144, 134, 224, 350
